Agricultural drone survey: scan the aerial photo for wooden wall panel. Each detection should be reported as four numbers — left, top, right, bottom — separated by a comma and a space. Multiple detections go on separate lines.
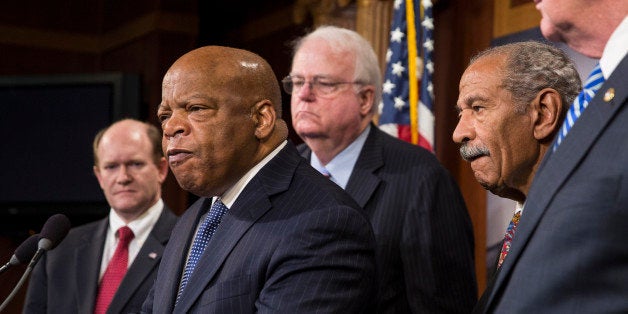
493, 0, 541, 38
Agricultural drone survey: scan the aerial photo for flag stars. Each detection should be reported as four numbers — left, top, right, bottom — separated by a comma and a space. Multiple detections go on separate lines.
383, 80, 396, 94
425, 61, 434, 74
423, 39, 434, 52
427, 82, 434, 99
421, 0, 433, 9
386, 48, 393, 63
394, 0, 403, 10
391, 61, 405, 76
421, 17, 434, 30
390, 27, 405, 43
394, 97, 406, 110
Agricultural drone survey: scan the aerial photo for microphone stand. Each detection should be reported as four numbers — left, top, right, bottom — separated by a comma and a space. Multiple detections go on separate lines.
0, 248, 45, 312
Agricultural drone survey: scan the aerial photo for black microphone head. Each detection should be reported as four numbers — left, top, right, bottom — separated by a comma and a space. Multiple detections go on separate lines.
11, 234, 40, 265
38, 214, 71, 251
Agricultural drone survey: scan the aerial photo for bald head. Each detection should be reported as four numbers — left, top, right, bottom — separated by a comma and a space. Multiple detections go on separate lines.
93, 118, 163, 166
92, 118, 168, 222
165, 46, 283, 118
159, 46, 288, 197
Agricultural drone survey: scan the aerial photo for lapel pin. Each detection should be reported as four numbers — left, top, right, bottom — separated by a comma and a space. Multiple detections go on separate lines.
603, 88, 615, 102
148, 252, 158, 259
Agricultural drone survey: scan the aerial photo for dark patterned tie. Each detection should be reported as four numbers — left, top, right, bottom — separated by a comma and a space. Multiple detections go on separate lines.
553, 63, 605, 151
321, 168, 332, 179
176, 199, 228, 304
497, 211, 521, 269
94, 226, 134, 314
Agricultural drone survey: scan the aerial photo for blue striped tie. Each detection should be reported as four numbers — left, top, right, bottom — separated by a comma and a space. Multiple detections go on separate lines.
176, 199, 228, 304
553, 64, 605, 151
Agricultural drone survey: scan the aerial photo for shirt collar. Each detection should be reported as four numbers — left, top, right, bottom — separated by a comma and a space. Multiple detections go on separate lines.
108, 198, 164, 239
311, 124, 370, 189
600, 16, 628, 78
219, 141, 287, 208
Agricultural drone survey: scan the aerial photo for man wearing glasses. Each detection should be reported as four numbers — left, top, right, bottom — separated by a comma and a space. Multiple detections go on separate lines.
285, 25, 478, 314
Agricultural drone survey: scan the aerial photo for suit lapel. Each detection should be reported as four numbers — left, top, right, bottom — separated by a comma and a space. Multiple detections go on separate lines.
76, 219, 108, 313
345, 125, 383, 209
108, 207, 176, 313
298, 125, 383, 209
484, 55, 628, 310
176, 142, 298, 313
155, 199, 207, 312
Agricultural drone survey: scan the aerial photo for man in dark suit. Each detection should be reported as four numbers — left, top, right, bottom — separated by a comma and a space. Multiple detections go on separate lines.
24, 119, 178, 313
141, 45, 376, 313
285, 25, 477, 313
453, 41, 580, 273
476, 1, 628, 312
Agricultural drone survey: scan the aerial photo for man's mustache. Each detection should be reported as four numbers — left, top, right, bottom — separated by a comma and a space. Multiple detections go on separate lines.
459, 143, 490, 161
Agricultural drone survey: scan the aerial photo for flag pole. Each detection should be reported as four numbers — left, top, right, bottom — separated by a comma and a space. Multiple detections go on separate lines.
405, 0, 419, 145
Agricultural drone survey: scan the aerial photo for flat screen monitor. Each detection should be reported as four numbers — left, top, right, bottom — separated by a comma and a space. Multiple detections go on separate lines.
0, 73, 141, 232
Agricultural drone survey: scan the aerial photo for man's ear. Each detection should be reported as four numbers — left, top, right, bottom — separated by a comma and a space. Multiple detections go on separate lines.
252, 99, 276, 140
157, 157, 169, 183
358, 86, 375, 116
532, 88, 564, 141
93, 165, 105, 190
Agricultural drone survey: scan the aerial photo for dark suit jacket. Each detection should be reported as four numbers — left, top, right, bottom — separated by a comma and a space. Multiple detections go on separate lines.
141, 142, 377, 314
23, 206, 178, 314
476, 55, 628, 313
299, 125, 478, 314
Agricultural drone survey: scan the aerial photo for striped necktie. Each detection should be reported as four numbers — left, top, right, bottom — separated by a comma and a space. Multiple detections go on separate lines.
176, 199, 228, 304
553, 63, 605, 151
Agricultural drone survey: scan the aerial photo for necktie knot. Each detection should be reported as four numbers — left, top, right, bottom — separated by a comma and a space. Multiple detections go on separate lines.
321, 168, 332, 179
117, 226, 134, 244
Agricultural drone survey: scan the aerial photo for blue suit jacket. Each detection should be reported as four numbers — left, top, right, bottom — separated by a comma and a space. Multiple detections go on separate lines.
141, 142, 377, 313
23, 206, 178, 314
299, 125, 478, 314
476, 55, 628, 313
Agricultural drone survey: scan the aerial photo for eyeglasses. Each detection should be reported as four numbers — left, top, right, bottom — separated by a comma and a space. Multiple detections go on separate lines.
281, 76, 363, 96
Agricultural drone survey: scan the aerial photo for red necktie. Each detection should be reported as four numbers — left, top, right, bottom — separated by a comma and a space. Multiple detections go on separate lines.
497, 211, 521, 269
94, 226, 134, 314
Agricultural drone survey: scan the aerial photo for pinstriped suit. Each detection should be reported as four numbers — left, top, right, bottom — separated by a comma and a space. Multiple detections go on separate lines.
299, 125, 478, 314
475, 54, 628, 313
23, 206, 178, 314
142, 142, 377, 313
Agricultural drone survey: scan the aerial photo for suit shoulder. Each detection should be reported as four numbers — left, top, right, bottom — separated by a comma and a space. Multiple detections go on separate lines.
64, 219, 102, 238
290, 161, 362, 209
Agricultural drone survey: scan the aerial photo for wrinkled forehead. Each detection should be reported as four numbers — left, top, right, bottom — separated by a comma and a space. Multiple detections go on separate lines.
163, 59, 249, 93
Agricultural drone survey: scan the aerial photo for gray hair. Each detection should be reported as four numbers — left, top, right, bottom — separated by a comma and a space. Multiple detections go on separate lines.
471, 41, 581, 115
291, 25, 383, 114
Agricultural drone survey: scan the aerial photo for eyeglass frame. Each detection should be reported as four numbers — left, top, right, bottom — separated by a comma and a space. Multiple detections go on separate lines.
281, 75, 365, 96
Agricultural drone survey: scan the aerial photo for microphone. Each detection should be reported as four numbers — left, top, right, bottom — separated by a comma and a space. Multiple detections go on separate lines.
0, 214, 71, 312
37, 213, 72, 251
26, 214, 71, 270
0, 234, 39, 275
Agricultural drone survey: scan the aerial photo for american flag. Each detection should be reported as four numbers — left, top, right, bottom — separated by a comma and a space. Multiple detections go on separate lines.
378, 0, 435, 152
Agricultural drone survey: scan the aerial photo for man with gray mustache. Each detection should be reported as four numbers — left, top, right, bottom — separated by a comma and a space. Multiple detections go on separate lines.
454, 42, 580, 310
454, 41, 580, 207
453, 41, 582, 291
